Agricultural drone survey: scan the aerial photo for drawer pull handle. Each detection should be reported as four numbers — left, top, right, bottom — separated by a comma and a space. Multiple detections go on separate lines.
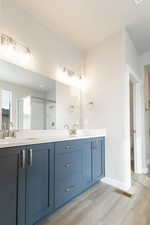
64, 163, 73, 168
65, 146, 71, 150
20, 150, 26, 168
65, 185, 75, 192
27, 149, 33, 168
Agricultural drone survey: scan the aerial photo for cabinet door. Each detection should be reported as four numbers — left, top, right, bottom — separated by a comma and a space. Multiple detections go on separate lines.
26, 143, 54, 225
0, 147, 26, 225
92, 138, 105, 182
82, 140, 92, 189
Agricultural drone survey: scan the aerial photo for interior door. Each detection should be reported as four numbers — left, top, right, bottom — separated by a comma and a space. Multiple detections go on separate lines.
0, 147, 26, 225
26, 143, 54, 225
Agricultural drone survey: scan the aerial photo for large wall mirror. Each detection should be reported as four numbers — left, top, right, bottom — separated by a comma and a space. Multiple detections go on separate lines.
0, 60, 81, 130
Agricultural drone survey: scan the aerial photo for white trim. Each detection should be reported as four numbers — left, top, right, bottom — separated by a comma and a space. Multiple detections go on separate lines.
141, 158, 150, 174
133, 83, 144, 173
142, 168, 149, 174
147, 158, 150, 166
127, 65, 144, 175
102, 177, 130, 191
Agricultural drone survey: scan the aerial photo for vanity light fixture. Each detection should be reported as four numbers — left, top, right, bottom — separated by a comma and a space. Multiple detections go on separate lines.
63, 67, 79, 78
0, 33, 32, 64
62, 67, 83, 88
56, 65, 84, 89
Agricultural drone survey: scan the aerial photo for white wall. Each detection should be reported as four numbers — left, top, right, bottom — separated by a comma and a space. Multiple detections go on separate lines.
82, 30, 143, 189
82, 31, 131, 189
0, 2, 82, 83
124, 31, 140, 78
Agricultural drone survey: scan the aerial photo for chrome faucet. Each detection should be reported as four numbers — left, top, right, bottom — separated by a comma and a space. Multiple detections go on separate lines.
2, 122, 16, 139
2, 122, 8, 139
64, 123, 78, 135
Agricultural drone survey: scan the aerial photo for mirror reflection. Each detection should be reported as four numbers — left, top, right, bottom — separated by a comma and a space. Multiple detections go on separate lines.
0, 60, 81, 130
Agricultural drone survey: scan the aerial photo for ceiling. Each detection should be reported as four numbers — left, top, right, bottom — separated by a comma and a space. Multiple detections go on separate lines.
10, 0, 150, 51
127, 18, 150, 53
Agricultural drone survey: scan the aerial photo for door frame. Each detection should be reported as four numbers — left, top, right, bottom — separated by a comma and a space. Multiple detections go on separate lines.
129, 79, 135, 171
144, 68, 150, 172
127, 65, 144, 175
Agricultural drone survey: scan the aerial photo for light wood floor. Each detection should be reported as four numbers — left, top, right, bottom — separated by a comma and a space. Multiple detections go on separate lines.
41, 173, 150, 225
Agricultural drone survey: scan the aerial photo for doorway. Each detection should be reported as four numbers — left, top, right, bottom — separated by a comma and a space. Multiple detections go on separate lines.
127, 65, 144, 181
144, 65, 150, 171
130, 80, 135, 173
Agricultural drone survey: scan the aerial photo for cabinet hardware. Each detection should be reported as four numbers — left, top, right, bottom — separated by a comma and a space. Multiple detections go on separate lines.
65, 185, 75, 192
64, 162, 73, 168
65, 146, 71, 150
20, 150, 26, 168
65, 188, 70, 192
27, 149, 33, 168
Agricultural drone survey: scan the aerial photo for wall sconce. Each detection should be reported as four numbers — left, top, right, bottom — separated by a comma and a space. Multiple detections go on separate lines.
87, 101, 94, 110
69, 105, 75, 113
0, 33, 32, 64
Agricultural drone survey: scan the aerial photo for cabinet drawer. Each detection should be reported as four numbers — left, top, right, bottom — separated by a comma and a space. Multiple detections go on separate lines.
55, 139, 89, 155
55, 151, 82, 181
55, 148, 83, 208
55, 176, 82, 208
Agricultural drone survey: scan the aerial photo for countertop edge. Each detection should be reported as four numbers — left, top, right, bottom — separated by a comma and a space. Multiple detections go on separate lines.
0, 134, 106, 149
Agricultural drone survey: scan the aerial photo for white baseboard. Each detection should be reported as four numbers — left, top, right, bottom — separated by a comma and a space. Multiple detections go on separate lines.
140, 159, 150, 174
101, 177, 131, 191
147, 158, 150, 166
142, 168, 149, 174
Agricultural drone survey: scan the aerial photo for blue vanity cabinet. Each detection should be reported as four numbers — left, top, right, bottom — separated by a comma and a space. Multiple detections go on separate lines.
0, 137, 105, 225
26, 143, 54, 225
0, 146, 26, 225
92, 137, 105, 183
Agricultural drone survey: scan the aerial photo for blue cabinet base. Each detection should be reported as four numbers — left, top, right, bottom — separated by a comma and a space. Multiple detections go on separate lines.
0, 137, 105, 225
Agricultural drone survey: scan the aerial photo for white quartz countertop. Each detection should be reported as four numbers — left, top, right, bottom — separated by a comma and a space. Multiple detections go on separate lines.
0, 129, 106, 149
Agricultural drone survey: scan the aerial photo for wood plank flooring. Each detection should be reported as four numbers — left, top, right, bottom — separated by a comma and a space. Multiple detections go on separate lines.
40, 173, 150, 225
